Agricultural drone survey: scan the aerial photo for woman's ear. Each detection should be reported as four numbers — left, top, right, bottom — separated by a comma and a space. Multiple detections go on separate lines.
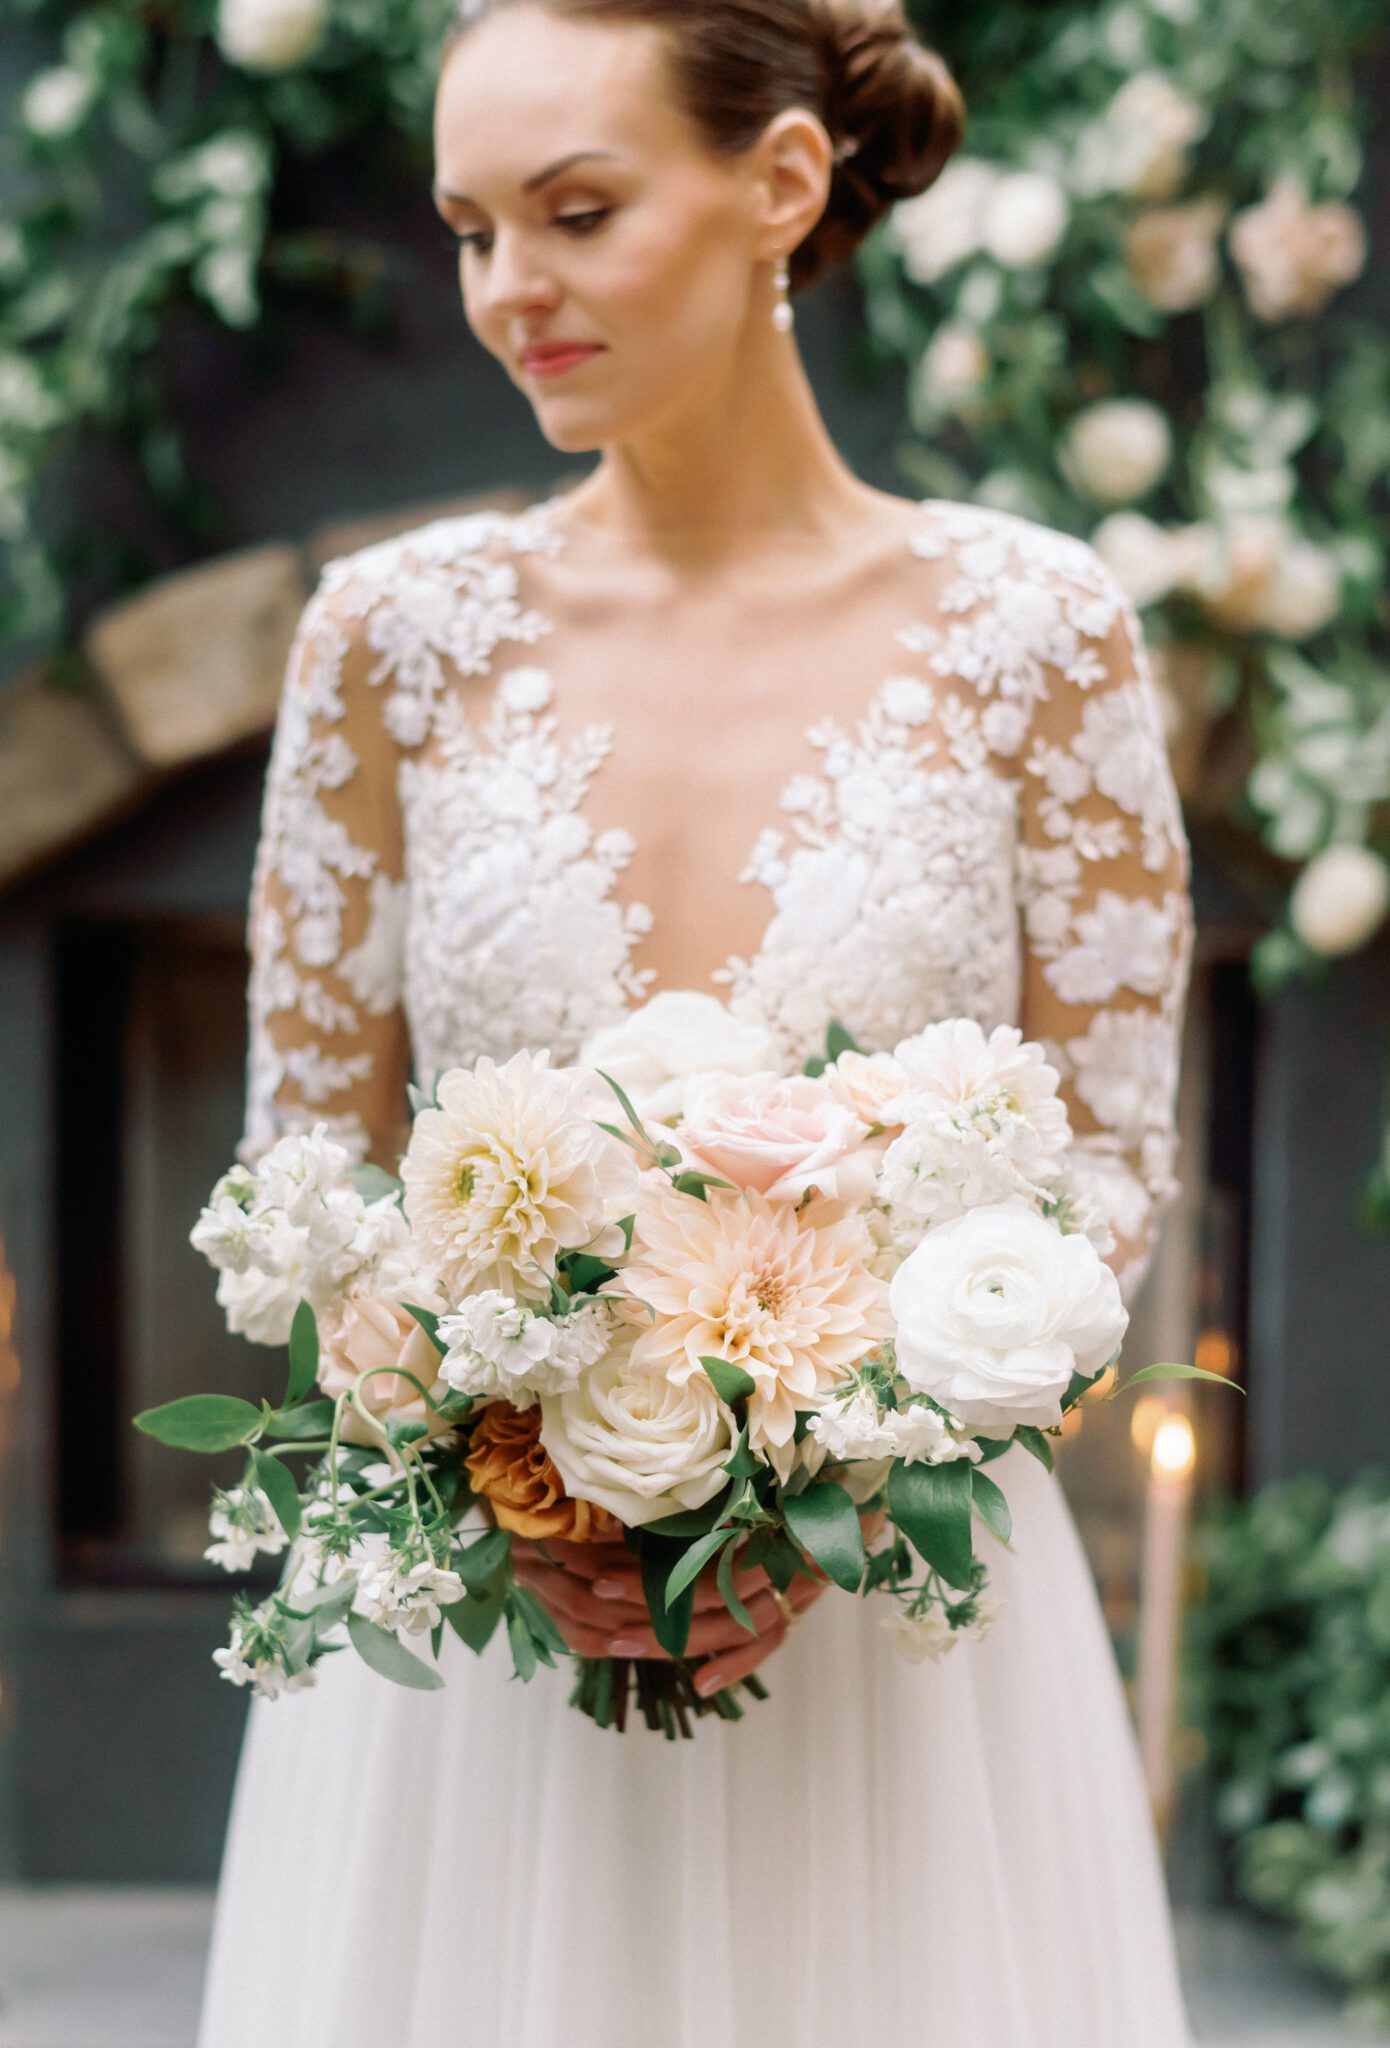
751, 106, 834, 262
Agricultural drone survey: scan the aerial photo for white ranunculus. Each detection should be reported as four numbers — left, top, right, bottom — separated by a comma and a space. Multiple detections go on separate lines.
216, 0, 329, 69
979, 171, 1070, 270
539, 1348, 736, 1527
1090, 512, 1183, 610
1289, 845, 1390, 956
887, 158, 1000, 284
580, 990, 779, 1124
890, 1200, 1128, 1431
1062, 400, 1173, 506
917, 322, 989, 414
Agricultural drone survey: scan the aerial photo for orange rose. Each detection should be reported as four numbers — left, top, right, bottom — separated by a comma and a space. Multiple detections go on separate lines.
464, 1402, 619, 1543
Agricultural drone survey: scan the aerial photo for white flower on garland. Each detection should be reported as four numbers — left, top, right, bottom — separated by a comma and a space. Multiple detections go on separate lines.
978, 170, 1070, 270
1228, 173, 1367, 324
204, 1486, 288, 1573
20, 66, 97, 141
1074, 71, 1207, 201
887, 157, 1001, 284
886, 1594, 1003, 1664
1061, 399, 1173, 506
213, 1600, 316, 1700
216, 0, 329, 71
438, 1291, 615, 1407
916, 323, 990, 417
1289, 845, 1390, 957
357, 1544, 465, 1637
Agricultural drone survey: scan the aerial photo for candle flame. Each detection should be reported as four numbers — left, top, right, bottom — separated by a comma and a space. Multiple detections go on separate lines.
1151, 1413, 1195, 1479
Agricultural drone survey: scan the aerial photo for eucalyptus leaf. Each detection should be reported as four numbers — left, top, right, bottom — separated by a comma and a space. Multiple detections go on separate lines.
700, 1356, 756, 1405
782, 1480, 866, 1592
286, 1300, 320, 1407
250, 1447, 302, 1542
346, 1612, 446, 1690
132, 1394, 262, 1453
888, 1459, 976, 1590
505, 1600, 538, 1682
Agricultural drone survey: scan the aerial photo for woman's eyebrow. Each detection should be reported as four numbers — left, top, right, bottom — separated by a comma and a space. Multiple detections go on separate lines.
433, 148, 624, 206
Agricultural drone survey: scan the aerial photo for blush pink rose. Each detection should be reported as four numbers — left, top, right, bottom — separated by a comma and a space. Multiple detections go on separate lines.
317, 1290, 453, 1447
676, 1071, 877, 1203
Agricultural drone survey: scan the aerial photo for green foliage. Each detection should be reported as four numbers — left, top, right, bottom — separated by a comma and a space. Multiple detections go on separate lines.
781, 1478, 867, 1592
887, 1457, 977, 1589
132, 1392, 262, 1451
1189, 1468, 1390, 2028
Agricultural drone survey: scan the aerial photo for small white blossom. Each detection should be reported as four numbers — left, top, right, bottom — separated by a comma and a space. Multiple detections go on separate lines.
213, 1601, 316, 1699
439, 1291, 614, 1405
357, 1546, 465, 1637
808, 1387, 981, 1466
205, 1486, 289, 1572
884, 1605, 960, 1664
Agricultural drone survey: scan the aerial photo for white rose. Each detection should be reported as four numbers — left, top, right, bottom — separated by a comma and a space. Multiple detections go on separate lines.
538, 1349, 736, 1527
676, 1070, 875, 1203
1290, 845, 1390, 956
1062, 400, 1172, 506
888, 158, 1000, 284
889, 1201, 1128, 1431
580, 990, 779, 1125
216, 0, 328, 69
979, 171, 1070, 270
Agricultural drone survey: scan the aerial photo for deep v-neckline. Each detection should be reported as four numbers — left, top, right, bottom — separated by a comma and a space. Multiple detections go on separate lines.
452, 487, 1004, 1007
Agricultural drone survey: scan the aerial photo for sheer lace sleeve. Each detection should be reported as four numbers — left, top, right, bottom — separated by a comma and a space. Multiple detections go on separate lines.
241, 564, 411, 1171
1015, 554, 1195, 1305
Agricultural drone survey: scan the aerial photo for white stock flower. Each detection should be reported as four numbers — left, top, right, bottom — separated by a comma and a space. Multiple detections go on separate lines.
1290, 845, 1390, 956
438, 1291, 614, 1406
807, 1386, 982, 1467
978, 171, 1070, 270
878, 1020, 1072, 1239
580, 989, 779, 1123
538, 1345, 737, 1527
917, 323, 990, 415
402, 1049, 638, 1305
213, 1602, 316, 1700
357, 1545, 465, 1637
890, 1200, 1128, 1431
204, 1486, 289, 1572
216, 0, 329, 70
1062, 400, 1172, 506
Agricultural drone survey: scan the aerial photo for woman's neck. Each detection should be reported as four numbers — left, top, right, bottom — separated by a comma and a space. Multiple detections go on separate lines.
554, 337, 891, 570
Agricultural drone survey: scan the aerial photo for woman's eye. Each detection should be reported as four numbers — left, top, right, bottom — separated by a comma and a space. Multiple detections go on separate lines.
555, 208, 611, 236
445, 228, 493, 255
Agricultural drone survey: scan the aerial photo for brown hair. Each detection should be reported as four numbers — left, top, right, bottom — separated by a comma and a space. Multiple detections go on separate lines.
441, 0, 966, 289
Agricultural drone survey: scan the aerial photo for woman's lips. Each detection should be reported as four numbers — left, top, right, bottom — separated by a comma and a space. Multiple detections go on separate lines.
521, 344, 603, 378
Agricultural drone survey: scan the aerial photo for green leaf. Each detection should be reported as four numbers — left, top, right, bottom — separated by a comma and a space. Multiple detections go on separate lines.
1120, 1362, 1246, 1395
403, 1303, 447, 1356
558, 1252, 617, 1294
669, 1170, 736, 1200
723, 1425, 763, 1479
760, 1530, 807, 1593
972, 1434, 1015, 1463
505, 1598, 538, 1682
970, 1466, 1012, 1546
346, 1164, 403, 1205
444, 1584, 506, 1654
594, 1068, 657, 1149
700, 1356, 756, 1405
640, 1539, 696, 1658
250, 1447, 303, 1542
346, 1612, 446, 1690
887, 1459, 976, 1591
299, 1580, 356, 1631
453, 1527, 511, 1588
666, 1526, 735, 1605
262, 1398, 337, 1441
782, 1480, 866, 1592
132, 1394, 262, 1453
511, 1582, 567, 1661
642, 1490, 732, 1540
1014, 1426, 1054, 1472
825, 1018, 864, 1062
286, 1301, 320, 1407
716, 1538, 757, 1635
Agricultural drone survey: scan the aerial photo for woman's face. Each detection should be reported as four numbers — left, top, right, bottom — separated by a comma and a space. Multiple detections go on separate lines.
432, 3, 783, 451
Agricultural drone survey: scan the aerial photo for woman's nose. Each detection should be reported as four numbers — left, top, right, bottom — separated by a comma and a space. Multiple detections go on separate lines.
478, 228, 561, 320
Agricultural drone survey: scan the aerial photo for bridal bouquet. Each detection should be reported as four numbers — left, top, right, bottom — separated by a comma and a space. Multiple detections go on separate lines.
139, 994, 1228, 1736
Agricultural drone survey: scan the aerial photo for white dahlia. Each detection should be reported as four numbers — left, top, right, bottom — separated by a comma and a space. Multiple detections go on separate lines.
401, 1050, 639, 1305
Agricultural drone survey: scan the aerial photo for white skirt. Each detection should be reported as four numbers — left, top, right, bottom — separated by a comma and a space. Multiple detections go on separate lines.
195, 1446, 1194, 2047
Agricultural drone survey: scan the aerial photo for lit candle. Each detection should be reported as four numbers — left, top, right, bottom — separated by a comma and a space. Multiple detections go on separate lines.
1136, 1409, 1196, 1838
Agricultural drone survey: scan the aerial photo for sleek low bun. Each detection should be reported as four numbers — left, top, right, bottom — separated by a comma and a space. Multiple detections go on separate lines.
797, 0, 966, 287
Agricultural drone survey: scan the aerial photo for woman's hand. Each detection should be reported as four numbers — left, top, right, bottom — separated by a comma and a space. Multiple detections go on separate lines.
511, 1508, 885, 1699
512, 1534, 826, 1696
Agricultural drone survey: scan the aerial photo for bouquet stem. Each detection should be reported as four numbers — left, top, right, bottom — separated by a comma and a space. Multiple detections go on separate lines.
570, 1657, 770, 1738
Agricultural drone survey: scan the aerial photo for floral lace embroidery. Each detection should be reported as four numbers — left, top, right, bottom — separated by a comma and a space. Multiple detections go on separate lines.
244, 493, 1194, 1298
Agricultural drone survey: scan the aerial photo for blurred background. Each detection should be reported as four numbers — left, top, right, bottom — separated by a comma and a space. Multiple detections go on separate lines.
2, 0, 1390, 2040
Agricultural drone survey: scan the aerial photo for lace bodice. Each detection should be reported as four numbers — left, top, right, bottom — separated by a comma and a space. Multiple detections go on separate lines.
242, 492, 1195, 1302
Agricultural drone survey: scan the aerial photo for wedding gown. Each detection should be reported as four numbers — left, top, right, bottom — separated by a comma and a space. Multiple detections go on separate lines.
196, 489, 1198, 2047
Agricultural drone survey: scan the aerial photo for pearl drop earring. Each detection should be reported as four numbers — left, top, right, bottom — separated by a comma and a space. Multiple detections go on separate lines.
772, 250, 794, 333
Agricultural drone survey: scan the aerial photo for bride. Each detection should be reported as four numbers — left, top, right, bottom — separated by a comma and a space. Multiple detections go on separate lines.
196, 1, 1198, 2041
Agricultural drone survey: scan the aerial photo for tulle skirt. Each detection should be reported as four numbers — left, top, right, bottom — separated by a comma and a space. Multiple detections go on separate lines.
195, 1446, 1194, 2048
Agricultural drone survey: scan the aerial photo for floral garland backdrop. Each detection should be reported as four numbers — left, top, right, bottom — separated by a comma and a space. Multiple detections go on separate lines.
3, 0, 1390, 1197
